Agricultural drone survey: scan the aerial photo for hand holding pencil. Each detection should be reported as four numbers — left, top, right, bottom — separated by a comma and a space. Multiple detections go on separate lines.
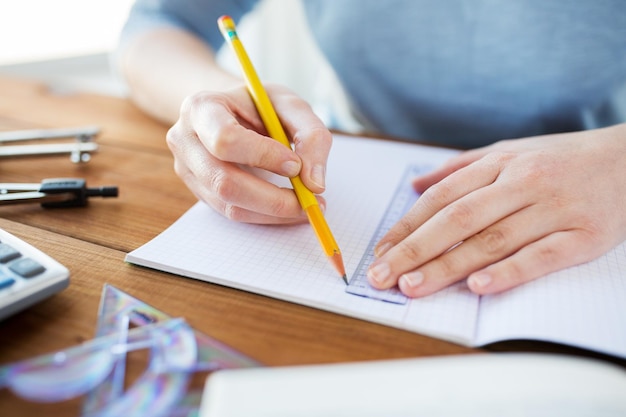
216, 15, 346, 282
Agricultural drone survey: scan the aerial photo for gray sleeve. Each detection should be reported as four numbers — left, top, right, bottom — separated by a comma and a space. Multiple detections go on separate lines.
118, 0, 260, 52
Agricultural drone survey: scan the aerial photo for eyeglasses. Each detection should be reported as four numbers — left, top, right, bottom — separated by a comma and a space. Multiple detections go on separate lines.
0, 285, 259, 417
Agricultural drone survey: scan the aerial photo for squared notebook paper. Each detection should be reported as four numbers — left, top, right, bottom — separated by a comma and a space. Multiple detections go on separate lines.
126, 134, 626, 359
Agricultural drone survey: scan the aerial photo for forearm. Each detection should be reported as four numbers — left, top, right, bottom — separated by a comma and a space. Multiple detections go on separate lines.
116, 27, 241, 125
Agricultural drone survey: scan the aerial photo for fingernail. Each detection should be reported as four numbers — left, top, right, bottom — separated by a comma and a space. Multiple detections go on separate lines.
310, 164, 325, 189
469, 273, 492, 288
400, 271, 424, 288
374, 242, 393, 257
367, 262, 390, 285
282, 160, 300, 177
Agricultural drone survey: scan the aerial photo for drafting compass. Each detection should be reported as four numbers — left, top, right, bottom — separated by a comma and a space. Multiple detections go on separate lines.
0, 125, 100, 163
0, 178, 118, 208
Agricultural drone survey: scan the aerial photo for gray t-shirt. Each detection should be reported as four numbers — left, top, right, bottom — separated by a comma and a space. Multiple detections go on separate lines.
119, 0, 626, 148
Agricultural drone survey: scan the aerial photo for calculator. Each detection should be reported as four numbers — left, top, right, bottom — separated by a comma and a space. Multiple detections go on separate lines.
0, 228, 69, 320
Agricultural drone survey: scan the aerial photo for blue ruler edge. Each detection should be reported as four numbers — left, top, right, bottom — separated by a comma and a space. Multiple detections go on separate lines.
345, 164, 430, 305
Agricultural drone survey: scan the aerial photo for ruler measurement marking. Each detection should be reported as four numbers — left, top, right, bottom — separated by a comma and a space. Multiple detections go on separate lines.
345, 165, 429, 305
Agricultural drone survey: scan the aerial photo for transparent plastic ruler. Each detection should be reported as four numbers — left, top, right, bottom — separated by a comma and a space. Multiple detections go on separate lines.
346, 164, 431, 305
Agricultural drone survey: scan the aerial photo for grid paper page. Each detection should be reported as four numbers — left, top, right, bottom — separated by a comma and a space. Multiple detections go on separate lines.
127, 134, 626, 357
475, 240, 626, 358
126, 134, 479, 345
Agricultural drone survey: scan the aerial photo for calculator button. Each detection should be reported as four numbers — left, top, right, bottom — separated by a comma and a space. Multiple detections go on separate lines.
0, 243, 21, 263
9, 258, 46, 278
0, 277, 16, 290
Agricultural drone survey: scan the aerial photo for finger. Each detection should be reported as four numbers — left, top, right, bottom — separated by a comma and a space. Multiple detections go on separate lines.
184, 91, 303, 178
466, 230, 608, 295
179, 158, 312, 224
170, 126, 309, 223
375, 154, 504, 258
272, 91, 333, 194
369, 168, 527, 290
411, 147, 492, 193
194, 162, 307, 222
199, 180, 313, 225
396, 204, 557, 297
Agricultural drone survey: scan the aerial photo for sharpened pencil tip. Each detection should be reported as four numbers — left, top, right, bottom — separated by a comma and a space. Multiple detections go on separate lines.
329, 251, 347, 285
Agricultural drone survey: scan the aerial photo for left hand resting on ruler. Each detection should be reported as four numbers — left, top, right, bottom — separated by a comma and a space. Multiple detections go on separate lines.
368, 124, 626, 297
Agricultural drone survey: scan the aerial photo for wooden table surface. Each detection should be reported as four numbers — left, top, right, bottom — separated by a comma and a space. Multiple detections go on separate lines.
0, 76, 621, 415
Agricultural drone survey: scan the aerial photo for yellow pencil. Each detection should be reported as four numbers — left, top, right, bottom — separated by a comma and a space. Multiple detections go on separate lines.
217, 15, 347, 284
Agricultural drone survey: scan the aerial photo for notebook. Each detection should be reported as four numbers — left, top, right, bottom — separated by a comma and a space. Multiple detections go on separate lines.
199, 353, 626, 417
126, 134, 626, 359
